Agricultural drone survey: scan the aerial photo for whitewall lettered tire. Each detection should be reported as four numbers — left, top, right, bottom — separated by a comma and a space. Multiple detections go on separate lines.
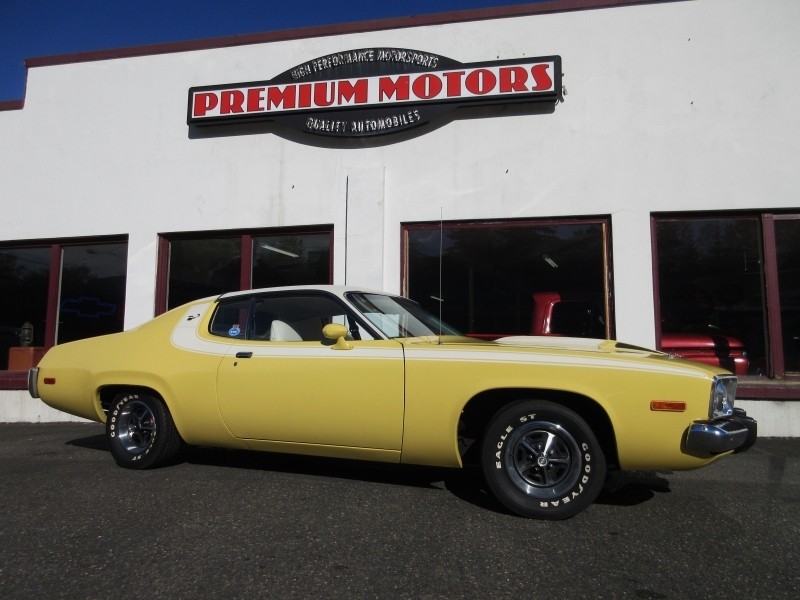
481, 400, 606, 519
106, 392, 182, 469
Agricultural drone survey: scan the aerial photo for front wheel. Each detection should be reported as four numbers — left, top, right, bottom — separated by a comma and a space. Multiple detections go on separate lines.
106, 392, 183, 469
481, 400, 606, 519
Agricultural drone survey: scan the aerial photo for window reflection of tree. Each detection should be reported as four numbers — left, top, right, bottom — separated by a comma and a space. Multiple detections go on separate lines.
776, 219, 800, 372
168, 238, 241, 309
656, 217, 767, 374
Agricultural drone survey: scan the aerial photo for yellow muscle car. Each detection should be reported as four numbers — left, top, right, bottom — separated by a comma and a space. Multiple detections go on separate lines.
29, 286, 756, 519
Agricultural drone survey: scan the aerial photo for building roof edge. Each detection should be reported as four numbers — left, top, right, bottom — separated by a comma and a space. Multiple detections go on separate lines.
24, 0, 683, 69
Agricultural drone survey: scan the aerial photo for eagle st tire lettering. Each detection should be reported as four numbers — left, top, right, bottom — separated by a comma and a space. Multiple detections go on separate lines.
481, 400, 607, 520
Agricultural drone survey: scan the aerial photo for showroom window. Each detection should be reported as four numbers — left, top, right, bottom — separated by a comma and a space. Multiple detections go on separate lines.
402, 218, 612, 339
653, 213, 799, 385
157, 228, 333, 313
0, 238, 128, 371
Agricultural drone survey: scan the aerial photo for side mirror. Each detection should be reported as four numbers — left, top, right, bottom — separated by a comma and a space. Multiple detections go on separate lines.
322, 323, 353, 350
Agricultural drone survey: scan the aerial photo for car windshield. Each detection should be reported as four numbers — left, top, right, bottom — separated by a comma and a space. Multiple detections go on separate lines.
346, 292, 461, 339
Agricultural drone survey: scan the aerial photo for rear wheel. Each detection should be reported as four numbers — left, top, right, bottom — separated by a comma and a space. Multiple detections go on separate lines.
481, 400, 606, 519
106, 392, 182, 469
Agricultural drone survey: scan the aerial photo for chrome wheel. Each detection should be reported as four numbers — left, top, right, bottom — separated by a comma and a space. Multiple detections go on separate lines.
504, 420, 582, 499
107, 392, 183, 469
115, 399, 156, 455
482, 400, 606, 519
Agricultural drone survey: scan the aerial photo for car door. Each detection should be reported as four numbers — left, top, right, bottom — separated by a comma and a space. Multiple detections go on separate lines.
215, 292, 405, 451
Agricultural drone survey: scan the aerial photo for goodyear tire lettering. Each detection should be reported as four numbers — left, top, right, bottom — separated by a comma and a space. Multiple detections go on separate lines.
105, 391, 181, 470
481, 400, 607, 520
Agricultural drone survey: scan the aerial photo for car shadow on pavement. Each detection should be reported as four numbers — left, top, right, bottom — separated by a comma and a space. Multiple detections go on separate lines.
596, 470, 672, 507
185, 445, 507, 513
66, 431, 109, 451
65, 431, 668, 515
65, 431, 503, 512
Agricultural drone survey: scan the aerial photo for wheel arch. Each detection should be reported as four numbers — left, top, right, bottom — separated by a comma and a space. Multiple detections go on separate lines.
458, 388, 619, 470
99, 382, 235, 450
99, 385, 170, 418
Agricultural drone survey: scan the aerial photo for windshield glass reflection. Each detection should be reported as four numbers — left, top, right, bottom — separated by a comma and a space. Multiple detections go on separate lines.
347, 293, 461, 339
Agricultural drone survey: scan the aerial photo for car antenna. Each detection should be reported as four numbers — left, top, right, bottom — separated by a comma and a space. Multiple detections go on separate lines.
344, 175, 349, 285
437, 208, 444, 344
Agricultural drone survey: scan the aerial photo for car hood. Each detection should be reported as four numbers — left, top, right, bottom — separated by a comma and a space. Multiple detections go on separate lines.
403, 334, 726, 378
410, 334, 662, 357
493, 335, 660, 355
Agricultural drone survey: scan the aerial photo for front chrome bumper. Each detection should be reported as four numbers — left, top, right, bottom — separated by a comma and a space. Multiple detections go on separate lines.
685, 408, 757, 456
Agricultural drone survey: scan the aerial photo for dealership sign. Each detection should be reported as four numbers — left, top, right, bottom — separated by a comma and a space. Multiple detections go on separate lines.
188, 48, 561, 139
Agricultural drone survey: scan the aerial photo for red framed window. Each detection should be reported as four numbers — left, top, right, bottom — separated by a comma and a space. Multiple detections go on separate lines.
402, 218, 613, 339
653, 212, 800, 397
0, 237, 128, 376
156, 227, 333, 314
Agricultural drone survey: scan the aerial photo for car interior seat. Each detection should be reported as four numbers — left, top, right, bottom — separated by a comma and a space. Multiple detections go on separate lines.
269, 320, 303, 341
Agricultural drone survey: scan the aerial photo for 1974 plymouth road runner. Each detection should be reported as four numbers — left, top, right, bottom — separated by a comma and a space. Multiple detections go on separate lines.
29, 286, 757, 519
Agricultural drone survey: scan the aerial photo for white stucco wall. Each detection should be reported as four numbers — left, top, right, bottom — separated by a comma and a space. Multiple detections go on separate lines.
2, 0, 799, 426
0, 391, 88, 423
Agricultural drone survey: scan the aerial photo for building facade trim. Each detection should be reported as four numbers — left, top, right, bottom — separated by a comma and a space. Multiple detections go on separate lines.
1, 0, 684, 109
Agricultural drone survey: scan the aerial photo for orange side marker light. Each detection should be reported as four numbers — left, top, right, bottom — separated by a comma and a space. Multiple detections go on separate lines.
650, 400, 686, 412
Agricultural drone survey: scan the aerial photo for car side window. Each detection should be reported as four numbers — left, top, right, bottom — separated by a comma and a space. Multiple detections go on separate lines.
209, 299, 252, 339
249, 294, 375, 342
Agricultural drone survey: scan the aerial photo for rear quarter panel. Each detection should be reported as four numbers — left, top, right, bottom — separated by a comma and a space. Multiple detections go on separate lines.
36, 302, 239, 447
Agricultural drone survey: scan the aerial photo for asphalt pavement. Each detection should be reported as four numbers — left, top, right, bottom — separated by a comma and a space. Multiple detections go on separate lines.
0, 423, 798, 599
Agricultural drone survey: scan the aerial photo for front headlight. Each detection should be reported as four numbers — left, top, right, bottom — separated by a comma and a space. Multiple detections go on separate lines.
710, 375, 737, 418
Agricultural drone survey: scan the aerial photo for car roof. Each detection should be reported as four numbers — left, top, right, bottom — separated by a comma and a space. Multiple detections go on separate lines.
216, 285, 391, 301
